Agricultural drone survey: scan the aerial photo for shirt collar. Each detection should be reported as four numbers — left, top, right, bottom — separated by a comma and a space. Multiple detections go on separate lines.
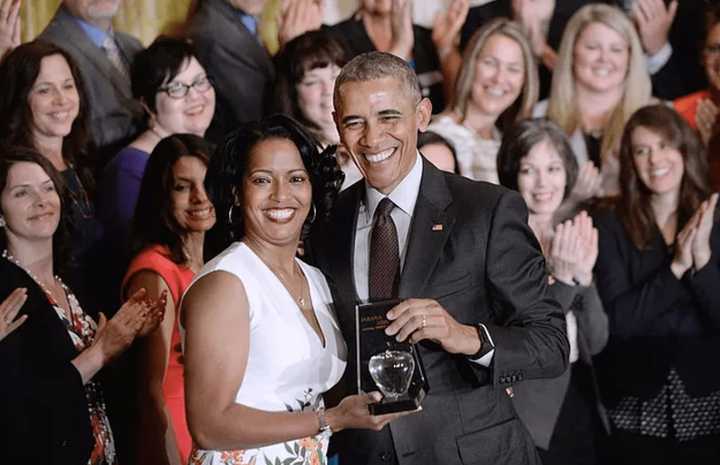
73, 16, 113, 48
365, 152, 423, 221
232, 8, 258, 36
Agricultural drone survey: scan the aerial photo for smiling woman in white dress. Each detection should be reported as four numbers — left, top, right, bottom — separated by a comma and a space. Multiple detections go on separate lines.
182, 115, 403, 465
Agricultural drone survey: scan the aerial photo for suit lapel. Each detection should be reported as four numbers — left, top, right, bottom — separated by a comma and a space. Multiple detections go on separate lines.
51, 7, 133, 100
399, 159, 454, 298
328, 181, 363, 305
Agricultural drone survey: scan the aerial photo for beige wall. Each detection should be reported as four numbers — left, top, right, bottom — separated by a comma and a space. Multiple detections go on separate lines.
22, 0, 193, 45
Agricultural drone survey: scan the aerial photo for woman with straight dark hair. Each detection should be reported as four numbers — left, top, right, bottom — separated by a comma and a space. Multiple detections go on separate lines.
593, 104, 720, 464
497, 118, 609, 464
123, 133, 214, 465
0, 146, 164, 465
272, 30, 362, 190
0, 40, 102, 307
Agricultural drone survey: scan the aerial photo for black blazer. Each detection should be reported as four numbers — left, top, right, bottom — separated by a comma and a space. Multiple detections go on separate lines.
593, 206, 720, 406
0, 259, 93, 464
309, 159, 569, 465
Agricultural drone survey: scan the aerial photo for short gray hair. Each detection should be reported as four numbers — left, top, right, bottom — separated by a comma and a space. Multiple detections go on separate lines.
333, 51, 421, 110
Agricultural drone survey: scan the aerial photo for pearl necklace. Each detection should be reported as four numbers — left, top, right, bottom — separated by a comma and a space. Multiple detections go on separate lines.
2, 249, 63, 304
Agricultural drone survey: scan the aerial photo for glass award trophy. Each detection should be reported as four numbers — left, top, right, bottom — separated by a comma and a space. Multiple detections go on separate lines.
356, 299, 429, 414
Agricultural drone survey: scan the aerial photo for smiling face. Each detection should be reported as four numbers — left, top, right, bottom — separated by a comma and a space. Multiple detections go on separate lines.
241, 137, 312, 247
153, 57, 215, 137
170, 155, 215, 234
0, 162, 61, 247
469, 33, 525, 119
517, 139, 567, 216
28, 54, 80, 147
573, 21, 629, 94
703, 22, 720, 92
334, 77, 431, 194
631, 125, 685, 197
297, 64, 340, 131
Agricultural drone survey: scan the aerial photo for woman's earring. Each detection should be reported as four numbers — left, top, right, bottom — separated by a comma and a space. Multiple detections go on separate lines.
227, 205, 235, 225
307, 204, 317, 224
0, 216, 5, 228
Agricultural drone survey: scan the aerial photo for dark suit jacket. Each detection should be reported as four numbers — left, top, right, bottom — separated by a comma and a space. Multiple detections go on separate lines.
0, 259, 93, 464
39, 5, 143, 153
186, 0, 275, 144
309, 159, 569, 465
593, 206, 720, 406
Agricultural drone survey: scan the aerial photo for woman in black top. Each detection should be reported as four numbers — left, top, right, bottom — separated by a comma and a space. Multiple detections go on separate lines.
593, 104, 720, 464
0, 147, 164, 464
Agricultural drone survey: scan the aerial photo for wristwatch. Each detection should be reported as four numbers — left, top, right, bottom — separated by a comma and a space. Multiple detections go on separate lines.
316, 407, 332, 435
467, 323, 495, 360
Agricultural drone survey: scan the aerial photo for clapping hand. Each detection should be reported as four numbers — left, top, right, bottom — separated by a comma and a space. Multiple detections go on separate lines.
572, 211, 599, 286
549, 212, 599, 286
277, 0, 323, 47
632, 0, 678, 55
0, 0, 20, 59
0, 287, 27, 342
431, 0, 469, 59
92, 288, 166, 364
569, 161, 602, 205
388, 0, 414, 60
696, 98, 719, 146
549, 219, 581, 285
511, 0, 555, 61
136, 289, 168, 337
672, 193, 719, 278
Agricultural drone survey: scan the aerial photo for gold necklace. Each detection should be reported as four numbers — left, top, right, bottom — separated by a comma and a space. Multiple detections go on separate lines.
273, 260, 310, 310
245, 242, 310, 309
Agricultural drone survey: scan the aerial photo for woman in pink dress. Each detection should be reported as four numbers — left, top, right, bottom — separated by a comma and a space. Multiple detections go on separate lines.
123, 134, 215, 465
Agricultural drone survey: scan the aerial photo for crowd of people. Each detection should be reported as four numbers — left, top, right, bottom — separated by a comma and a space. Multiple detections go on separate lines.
0, 0, 719, 464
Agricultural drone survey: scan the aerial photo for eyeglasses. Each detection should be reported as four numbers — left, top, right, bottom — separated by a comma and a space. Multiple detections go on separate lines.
158, 75, 213, 99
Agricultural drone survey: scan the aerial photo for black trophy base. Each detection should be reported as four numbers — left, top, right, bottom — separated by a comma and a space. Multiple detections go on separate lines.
369, 386, 426, 415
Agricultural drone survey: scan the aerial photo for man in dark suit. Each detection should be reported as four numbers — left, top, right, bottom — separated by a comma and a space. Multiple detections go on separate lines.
186, 0, 275, 144
39, 0, 143, 157
309, 51, 569, 465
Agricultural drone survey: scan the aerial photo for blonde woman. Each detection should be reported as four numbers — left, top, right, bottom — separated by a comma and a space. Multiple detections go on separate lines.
423, 18, 538, 183
536, 3, 652, 201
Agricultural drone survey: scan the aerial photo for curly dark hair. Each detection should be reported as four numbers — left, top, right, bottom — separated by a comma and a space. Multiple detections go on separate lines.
204, 114, 344, 258
497, 118, 579, 200
617, 104, 710, 249
0, 40, 95, 195
129, 134, 212, 265
0, 145, 71, 275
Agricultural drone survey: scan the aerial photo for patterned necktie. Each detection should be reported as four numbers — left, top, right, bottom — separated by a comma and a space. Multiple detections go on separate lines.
369, 197, 400, 300
101, 36, 129, 80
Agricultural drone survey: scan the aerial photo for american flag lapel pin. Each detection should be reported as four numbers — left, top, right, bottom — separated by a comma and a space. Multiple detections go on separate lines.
432, 224, 443, 231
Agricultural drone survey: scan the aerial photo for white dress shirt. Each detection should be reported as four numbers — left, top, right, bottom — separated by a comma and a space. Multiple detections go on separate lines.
352, 153, 494, 366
